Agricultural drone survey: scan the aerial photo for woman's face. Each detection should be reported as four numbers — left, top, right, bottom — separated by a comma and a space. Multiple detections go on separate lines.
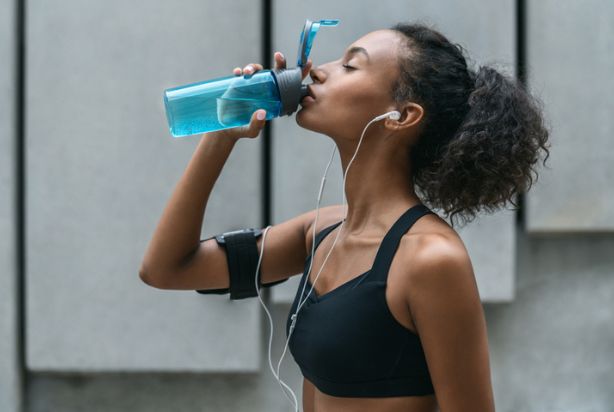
296, 29, 404, 140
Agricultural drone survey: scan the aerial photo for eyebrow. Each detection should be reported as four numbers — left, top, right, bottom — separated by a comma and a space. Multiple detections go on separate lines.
345, 46, 370, 61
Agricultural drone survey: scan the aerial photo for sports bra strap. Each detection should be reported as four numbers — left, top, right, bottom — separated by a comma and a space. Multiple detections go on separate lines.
308, 204, 433, 282
312, 221, 343, 251
369, 204, 434, 282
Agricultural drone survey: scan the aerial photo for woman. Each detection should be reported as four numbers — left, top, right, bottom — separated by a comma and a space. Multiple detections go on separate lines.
140, 22, 550, 412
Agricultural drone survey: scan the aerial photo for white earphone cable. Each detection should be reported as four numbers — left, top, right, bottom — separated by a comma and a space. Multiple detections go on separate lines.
254, 111, 399, 412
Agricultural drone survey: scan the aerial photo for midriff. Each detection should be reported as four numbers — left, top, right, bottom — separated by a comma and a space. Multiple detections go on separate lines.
303, 377, 438, 412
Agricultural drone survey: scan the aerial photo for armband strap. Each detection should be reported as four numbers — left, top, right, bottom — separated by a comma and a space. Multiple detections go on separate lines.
195, 228, 288, 299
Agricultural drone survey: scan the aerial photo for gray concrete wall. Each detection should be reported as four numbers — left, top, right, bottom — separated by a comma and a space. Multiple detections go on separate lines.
525, 0, 614, 232
26, 0, 263, 372
485, 231, 614, 411
0, 0, 21, 410
0, 0, 609, 411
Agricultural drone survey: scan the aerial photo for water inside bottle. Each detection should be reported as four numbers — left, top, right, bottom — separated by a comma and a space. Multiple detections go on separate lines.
216, 98, 280, 128
165, 72, 282, 137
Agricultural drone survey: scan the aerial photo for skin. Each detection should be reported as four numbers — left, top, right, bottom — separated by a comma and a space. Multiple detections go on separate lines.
223, 29, 495, 411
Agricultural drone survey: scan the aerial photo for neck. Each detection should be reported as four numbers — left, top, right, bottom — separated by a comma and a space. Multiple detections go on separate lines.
334, 131, 421, 236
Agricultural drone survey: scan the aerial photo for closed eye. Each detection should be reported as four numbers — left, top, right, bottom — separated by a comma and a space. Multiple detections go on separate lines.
342, 64, 356, 71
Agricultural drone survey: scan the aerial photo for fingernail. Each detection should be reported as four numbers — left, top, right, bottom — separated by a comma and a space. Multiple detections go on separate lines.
280, 52, 285, 60
256, 110, 266, 120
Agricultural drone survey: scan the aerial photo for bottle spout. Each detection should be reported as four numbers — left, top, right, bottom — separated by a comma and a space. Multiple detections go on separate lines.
297, 19, 340, 68
300, 84, 309, 100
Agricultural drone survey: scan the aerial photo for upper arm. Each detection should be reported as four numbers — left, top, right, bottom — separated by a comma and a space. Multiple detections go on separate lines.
152, 206, 333, 291
406, 237, 495, 412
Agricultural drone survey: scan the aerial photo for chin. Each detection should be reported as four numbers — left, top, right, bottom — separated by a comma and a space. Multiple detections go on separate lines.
296, 107, 336, 136
295, 107, 313, 129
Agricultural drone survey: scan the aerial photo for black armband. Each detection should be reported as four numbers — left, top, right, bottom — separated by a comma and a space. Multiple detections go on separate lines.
195, 228, 288, 300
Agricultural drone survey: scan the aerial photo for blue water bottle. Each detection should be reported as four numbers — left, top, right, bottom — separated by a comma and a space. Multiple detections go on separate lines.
163, 19, 340, 137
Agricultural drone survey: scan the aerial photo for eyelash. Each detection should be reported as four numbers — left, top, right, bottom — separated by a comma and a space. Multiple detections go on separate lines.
342, 63, 356, 71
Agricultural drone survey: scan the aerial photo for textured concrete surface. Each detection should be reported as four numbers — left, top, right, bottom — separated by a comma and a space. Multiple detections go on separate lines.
525, 0, 614, 232
270, 0, 518, 303
0, 0, 21, 410
485, 230, 614, 411
26, 233, 614, 411
26, 0, 264, 371
28, 304, 305, 412
4, 1, 612, 411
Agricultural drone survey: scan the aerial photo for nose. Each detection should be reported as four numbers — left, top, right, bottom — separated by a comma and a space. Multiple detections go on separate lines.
309, 66, 325, 83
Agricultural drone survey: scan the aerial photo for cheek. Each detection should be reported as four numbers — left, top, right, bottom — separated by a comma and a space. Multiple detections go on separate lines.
321, 85, 364, 114
332, 81, 385, 113
334, 91, 379, 123
295, 81, 386, 134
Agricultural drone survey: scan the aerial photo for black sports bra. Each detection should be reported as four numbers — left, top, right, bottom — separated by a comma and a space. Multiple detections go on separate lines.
286, 203, 436, 398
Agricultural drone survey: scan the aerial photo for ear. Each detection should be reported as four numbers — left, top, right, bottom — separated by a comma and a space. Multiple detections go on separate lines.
386, 102, 424, 130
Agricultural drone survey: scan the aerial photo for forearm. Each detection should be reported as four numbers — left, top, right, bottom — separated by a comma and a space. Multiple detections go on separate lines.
139, 132, 239, 280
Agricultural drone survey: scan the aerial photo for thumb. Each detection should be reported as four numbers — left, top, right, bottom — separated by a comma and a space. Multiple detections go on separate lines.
301, 58, 312, 80
242, 109, 267, 139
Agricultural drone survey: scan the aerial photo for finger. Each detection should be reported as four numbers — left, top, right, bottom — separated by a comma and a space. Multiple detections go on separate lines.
274, 52, 286, 70
254, 109, 266, 124
233, 67, 242, 76
301, 58, 312, 79
240, 109, 267, 138
243, 63, 263, 75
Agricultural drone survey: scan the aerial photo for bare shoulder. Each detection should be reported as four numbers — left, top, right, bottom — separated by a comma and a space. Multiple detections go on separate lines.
397, 214, 494, 411
397, 212, 481, 335
399, 212, 474, 292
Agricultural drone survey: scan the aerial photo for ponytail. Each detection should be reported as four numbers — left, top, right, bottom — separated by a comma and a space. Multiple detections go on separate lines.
390, 22, 551, 227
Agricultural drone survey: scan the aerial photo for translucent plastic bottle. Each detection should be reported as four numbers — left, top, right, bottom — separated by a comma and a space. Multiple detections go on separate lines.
163, 19, 339, 137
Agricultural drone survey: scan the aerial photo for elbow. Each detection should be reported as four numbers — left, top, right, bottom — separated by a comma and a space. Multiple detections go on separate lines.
139, 265, 166, 289
138, 266, 154, 286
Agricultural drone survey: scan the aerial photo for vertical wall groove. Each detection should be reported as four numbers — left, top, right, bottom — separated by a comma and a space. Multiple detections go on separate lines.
516, 0, 527, 229
15, 0, 27, 409
259, 0, 275, 356
261, 0, 272, 229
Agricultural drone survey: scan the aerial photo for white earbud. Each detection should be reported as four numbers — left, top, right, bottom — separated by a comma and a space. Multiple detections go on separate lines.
373, 110, 401, 121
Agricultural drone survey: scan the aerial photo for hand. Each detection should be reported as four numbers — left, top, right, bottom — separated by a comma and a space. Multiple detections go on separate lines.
211, 52, 312, 140
232, 51, 313, 81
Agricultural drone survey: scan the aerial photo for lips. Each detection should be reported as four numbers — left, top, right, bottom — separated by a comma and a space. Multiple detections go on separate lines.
300, 86, 317, 105
307, 86, 316, 99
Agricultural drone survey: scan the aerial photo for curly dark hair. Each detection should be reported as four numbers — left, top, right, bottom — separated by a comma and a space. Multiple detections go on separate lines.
389, 22, 551, 228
